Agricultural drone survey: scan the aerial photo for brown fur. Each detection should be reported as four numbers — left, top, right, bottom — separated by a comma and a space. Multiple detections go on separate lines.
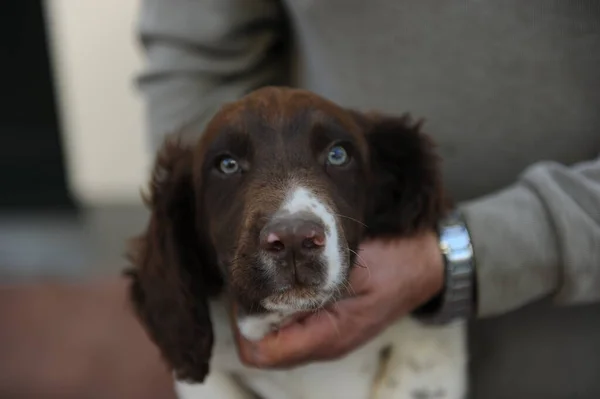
124, 87, 448, 383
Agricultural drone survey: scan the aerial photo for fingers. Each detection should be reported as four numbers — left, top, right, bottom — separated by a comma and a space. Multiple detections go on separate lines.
230, 262, 378, 369
235, 310, 343, 368
235, 295, 383, 369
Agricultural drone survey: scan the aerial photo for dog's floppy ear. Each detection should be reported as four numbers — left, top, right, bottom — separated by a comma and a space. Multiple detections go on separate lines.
124, 139, 222, 383
355, 112, 449, 238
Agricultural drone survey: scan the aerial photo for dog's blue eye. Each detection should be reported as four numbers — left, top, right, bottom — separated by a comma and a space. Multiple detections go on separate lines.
219, 157, 239, 174
327, 146, 348, 166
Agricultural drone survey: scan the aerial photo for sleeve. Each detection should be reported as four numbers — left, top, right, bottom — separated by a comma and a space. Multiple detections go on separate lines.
136, 0, 289, 152
459, 154, 600, 317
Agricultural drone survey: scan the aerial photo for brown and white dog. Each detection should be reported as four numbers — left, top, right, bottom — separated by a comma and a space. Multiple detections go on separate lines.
124, 87, 467, 399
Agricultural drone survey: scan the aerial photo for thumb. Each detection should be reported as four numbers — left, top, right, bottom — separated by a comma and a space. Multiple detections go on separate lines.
237, 308, 347, 368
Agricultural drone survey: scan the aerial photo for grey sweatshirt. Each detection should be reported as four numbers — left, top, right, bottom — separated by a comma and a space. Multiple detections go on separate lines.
135, 1, 600, 397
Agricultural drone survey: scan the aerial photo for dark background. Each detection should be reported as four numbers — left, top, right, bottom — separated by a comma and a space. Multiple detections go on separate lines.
0, 1, 75, 211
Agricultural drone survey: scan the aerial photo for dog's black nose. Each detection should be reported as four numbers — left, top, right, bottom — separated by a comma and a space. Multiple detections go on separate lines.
260, 217, 326, 255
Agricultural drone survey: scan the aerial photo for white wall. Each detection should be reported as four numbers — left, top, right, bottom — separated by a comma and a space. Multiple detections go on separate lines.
43, 0, 150, 206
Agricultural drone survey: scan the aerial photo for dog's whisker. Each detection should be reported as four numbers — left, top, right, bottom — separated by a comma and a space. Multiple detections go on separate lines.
341, 279, 356, 297
334, 277, 353, 298
345, 282, 358, 299
347, 247, 372, 282
334, 284, 345, 299
345, 247, 366, 269
347, 247, 367, 268
330, 288, 345, 303
333, 213, 368, 228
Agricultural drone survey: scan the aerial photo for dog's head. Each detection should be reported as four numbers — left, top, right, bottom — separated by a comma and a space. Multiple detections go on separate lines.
125, 87, 447, 382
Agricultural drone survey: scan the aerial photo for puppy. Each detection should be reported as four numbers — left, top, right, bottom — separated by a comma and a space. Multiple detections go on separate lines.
125, 87, 467, 399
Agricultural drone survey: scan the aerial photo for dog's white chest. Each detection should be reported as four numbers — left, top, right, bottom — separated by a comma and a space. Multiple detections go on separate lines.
174, 301, 467, 399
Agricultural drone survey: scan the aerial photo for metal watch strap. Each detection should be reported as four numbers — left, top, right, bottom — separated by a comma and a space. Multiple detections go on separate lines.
416, 209, 475, 325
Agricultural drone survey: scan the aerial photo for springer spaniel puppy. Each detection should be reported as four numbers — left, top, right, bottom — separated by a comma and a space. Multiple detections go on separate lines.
125, 87, 467, 399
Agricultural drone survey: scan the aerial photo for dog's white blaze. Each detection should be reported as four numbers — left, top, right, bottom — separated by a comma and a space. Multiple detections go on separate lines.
281, 186, 343, 289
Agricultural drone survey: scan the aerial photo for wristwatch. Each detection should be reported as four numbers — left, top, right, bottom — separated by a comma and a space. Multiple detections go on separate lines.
414, 209, 476, 324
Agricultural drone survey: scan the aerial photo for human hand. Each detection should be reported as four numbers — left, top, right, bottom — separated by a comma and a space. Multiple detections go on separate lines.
233, 231, 445, 369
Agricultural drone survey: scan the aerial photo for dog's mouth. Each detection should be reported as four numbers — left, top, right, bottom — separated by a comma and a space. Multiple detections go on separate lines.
261, 285, 337, 312
261, 287, 343, 313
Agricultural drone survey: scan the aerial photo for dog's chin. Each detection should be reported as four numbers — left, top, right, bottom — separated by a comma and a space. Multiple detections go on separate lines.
260, 274, 356, 313
261, 286, 335, 313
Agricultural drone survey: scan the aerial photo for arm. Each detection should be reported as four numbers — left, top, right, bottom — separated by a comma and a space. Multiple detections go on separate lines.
460, 155, 600, 317
136, 0, 289, 152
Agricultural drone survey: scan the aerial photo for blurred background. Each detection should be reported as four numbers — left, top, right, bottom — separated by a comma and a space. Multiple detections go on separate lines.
1, 0, 149, 279
2, 2, 599, 399
0, 1, 176, 398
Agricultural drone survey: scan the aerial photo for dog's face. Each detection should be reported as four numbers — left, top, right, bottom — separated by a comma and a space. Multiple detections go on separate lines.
125, 87, 447, 383
198, 89, 372, 317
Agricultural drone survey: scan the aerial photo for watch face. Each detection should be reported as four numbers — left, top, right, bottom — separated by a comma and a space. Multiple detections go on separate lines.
418, 212, 475, 324
440, 225, 473, 262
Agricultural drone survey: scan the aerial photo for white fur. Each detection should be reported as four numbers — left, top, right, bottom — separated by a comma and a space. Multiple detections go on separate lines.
172, 184, 468, 398
175, 299, 468, 399
238, 184, 346, 343
237, 311, 289, 342
279, 185, 344, 290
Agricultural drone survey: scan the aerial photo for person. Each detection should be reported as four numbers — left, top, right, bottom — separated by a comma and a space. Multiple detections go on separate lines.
135, 1, 600, 397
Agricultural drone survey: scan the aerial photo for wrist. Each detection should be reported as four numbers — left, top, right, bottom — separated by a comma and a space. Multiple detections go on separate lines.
420, 232, 446, 305
413, 209, 476, 324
